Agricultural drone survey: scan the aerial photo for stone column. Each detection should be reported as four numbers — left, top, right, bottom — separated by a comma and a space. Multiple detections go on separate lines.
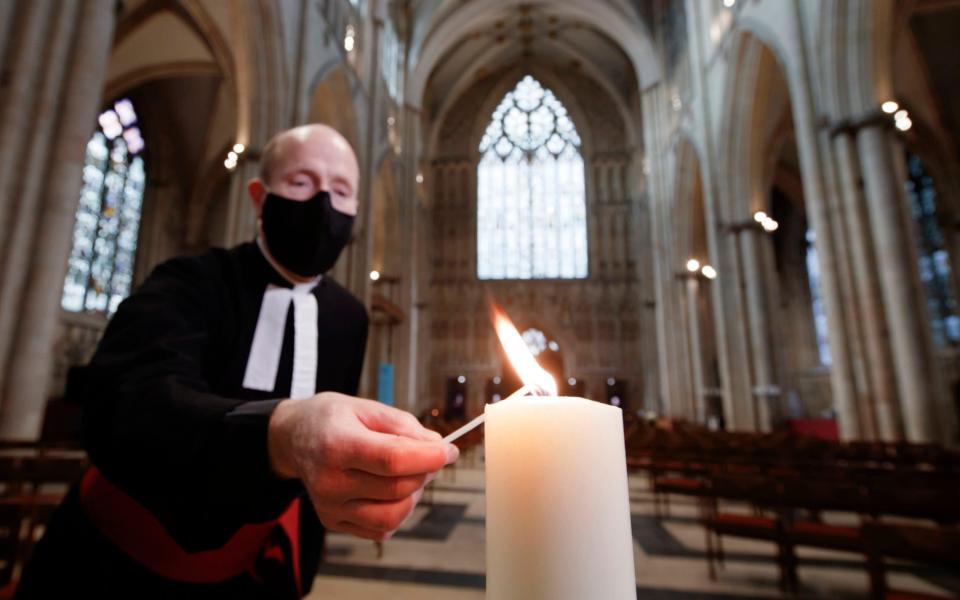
685, 0, 756, 430
0, 0, 78, 402
0, 0, 54, 239
857, 124, 937, 442
641, 84, 674, 417
0, 0, 117, 439
786, 0, 860, 441
740, 229, 774, 432
833, 131, 903, 440
394, 105, 422, 413
685, 276, 706, 423
820, 136, 876, 439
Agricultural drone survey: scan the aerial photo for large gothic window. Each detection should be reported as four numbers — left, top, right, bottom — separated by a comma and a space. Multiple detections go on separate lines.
477, 75, 588, 280
905, 152, 960, 346
61, 98, 146, 316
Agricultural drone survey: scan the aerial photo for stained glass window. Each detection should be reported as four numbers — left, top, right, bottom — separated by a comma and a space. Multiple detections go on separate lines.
805, 230, 832, 366
905, 152, 960, 345
477, 75, 588, 279
521, 327, 560, 357
61, 98, 146, 316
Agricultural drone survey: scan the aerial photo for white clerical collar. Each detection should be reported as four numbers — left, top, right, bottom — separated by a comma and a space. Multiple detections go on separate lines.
243, 239, 321, 399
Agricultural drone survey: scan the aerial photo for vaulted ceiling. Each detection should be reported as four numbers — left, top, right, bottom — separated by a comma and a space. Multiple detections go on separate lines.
404, 0, 660, 114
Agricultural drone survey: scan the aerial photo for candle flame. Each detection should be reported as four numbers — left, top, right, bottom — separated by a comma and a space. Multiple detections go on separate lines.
490, 301, 558, 396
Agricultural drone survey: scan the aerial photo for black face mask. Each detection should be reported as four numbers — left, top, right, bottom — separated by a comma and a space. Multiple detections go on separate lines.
260, 190, 354, 277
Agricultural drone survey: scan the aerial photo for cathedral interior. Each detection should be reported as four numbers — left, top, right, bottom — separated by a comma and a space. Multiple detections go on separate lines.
0, 0, 959, 598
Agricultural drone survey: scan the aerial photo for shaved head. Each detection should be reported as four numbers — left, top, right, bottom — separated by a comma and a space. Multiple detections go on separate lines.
247, 122, 361, 239
259, 124, 359, 186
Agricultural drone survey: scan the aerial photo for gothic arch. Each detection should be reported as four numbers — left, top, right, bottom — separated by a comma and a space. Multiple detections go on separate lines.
407, 0, 660, 109
307, 65, 361, 156
817, 0, 898, 118
672, 135, 707, 262
427, 39, 638, 153
717, 30, 793, 221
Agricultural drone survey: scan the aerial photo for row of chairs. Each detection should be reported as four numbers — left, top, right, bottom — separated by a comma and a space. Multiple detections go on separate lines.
694, 472, 959, 597
0, 443, 87, 596
626, 424, 959, 599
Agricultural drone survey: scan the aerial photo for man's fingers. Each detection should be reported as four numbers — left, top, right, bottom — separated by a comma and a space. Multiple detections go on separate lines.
346, 433, 457, 476
340, 496, 417, 534
344, 470, 426, 501
328, 520, 393, 542
357, 402, 440, 441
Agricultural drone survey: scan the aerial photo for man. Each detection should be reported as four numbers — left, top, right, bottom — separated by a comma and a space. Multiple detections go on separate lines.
16, 124, 457, 598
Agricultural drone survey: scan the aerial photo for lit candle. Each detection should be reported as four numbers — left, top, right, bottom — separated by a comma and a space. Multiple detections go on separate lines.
484, 306, 636, 600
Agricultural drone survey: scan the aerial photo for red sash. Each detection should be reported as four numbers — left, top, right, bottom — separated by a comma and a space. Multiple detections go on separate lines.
78, 467, 301, 592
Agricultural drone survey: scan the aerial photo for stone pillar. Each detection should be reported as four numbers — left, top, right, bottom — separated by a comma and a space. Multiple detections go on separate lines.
856, 124, 937, 442
714, 228, 756, 430
820, 136, 876, 439
0, 0, 117, 439
685, 0, 755, 431
786, 0, 860, 441
394, 105, 422, 413
685, 277, 706, 423
833, 132, 903, 440
0, 0, 54, 238
740, 229, 773, 432
641, 84, 674, 417
0, 0, 78, 402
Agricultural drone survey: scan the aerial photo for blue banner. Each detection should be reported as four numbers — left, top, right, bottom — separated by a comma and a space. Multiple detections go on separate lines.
377, 363, 394, 406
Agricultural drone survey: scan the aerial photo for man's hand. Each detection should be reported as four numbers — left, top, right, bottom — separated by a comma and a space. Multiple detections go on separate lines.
267, 392, 458, 541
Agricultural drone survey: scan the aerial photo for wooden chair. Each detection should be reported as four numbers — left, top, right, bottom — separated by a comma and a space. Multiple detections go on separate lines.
0, 451, 87, 596
702, 474, 795, 590
862, 522, 960, 600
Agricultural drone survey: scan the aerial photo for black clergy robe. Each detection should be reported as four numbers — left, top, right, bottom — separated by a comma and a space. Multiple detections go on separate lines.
16, 241, 368, 599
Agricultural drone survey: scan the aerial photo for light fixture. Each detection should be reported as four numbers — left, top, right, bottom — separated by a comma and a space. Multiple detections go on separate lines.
761, 218, 779, 232
753, 210, 768, 223
701, 265, 717, 280
344, 25, 356, 53
493, 376, 501, 385
568, 377, 577, 386
457, 375, 466, 384
686, 258, 701, 273
881, 100, 899, 114
369, 270, 380, 281
723, 0, 736, 7
415, 173, 424, 184
606, 377, 616, 386
233, 143, 245, 154
894, 109, 912, 132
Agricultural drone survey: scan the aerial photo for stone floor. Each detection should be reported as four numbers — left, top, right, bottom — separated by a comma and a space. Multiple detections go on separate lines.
307, 450, 959, 599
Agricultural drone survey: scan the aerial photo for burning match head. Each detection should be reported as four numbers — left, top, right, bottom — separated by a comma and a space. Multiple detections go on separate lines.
527, 382, 553, 396
487, 298, 558, 396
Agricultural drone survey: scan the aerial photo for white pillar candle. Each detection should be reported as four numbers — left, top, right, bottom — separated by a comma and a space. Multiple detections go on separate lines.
485, 396, 636, 600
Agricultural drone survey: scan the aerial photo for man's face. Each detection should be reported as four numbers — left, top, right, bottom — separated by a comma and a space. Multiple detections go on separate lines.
251, 127, 360, 217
